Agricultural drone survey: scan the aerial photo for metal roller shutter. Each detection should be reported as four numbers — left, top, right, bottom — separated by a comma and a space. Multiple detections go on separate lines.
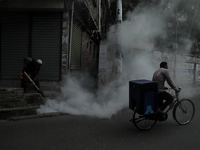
1, 12, 29, 79
32, 12, 61, 81
70, 22, 82, 70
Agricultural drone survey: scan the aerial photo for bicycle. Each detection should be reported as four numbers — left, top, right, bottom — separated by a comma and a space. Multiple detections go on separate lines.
130, 88, 195, 130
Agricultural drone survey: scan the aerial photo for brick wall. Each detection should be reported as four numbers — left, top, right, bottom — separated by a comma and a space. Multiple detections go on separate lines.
81, 32, 98, 78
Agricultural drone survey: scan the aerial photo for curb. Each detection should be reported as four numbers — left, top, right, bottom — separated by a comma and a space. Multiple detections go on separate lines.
0, 106, 40, 112
9, 112, 69, 121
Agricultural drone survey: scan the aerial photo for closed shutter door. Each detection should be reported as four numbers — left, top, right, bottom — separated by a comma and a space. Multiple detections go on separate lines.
32, 12, 61, 81
1, 12, 29, 79
70, 23, 82, 70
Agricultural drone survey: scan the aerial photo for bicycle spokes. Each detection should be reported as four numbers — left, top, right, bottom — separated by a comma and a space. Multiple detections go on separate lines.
178, 102, 187, 113
132, 111, 157, 130
173, 99, 195, 125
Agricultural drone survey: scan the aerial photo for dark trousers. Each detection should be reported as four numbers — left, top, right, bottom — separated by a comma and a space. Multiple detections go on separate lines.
21, 67, 40, 92
158, 91, 173, 111
21, 78, 40, 93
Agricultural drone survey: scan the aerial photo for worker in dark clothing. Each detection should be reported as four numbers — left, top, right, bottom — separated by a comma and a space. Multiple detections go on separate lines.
21, 56, 42, 93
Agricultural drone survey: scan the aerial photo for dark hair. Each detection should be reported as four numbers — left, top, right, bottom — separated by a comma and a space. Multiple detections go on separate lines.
160, 62, 167, 68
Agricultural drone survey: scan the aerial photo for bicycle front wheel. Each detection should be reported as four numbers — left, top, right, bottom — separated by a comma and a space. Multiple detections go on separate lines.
133, 109, 157, 130
173, 99, 195, 125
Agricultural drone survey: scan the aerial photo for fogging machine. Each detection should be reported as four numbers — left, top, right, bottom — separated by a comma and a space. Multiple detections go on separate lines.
19, 71, 45, 98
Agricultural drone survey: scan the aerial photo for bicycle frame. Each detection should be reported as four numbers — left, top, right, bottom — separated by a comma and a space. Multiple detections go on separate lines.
164, 88, 180, 114
131, 87, 195, 130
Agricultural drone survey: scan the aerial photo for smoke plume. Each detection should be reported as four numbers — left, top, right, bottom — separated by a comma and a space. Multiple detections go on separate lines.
37, 0, 199, 118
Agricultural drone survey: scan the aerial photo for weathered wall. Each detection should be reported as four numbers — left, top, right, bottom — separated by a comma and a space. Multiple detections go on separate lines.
153, 51, 200, 86
62, 12, 70, 76
81, 32, 91, 71
81, 32, 98, 75
86, 0, 98, 22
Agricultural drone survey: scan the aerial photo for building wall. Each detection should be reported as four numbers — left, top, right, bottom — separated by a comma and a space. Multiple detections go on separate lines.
81, 32, 91, 71
0, 1, 65, 86
81, 32, 98, 77
152, 50, 200, 86
69, 0, 112, 90
62, 12, 70, 76
86, 0, 98, 22
101, 0, 110, 39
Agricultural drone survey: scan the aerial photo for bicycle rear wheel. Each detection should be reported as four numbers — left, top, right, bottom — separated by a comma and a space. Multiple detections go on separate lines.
173, 99, 195, 125
133, 109, 157, 130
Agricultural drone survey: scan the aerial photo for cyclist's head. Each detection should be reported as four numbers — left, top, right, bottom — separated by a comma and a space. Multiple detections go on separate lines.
160, 62, 168, 69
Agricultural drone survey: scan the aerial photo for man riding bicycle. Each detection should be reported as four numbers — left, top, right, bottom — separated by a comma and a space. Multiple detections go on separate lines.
152, 62, 180, 115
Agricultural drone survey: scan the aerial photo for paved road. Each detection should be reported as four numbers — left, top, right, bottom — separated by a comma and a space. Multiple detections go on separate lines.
0, 96, 199, 150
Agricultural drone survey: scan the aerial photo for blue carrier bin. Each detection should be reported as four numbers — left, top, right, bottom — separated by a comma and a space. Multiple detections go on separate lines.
129, 79, 158, 114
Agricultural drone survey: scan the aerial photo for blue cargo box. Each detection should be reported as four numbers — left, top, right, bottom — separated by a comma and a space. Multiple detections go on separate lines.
129, 79, 158, 114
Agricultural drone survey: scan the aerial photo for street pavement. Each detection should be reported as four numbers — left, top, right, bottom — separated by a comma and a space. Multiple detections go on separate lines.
0, 94, 199, 150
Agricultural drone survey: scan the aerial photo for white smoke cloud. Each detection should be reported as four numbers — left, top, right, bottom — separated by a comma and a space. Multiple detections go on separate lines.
37, 75, 128, 118
118, 6, 166, 51
37, 0, 199, 118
